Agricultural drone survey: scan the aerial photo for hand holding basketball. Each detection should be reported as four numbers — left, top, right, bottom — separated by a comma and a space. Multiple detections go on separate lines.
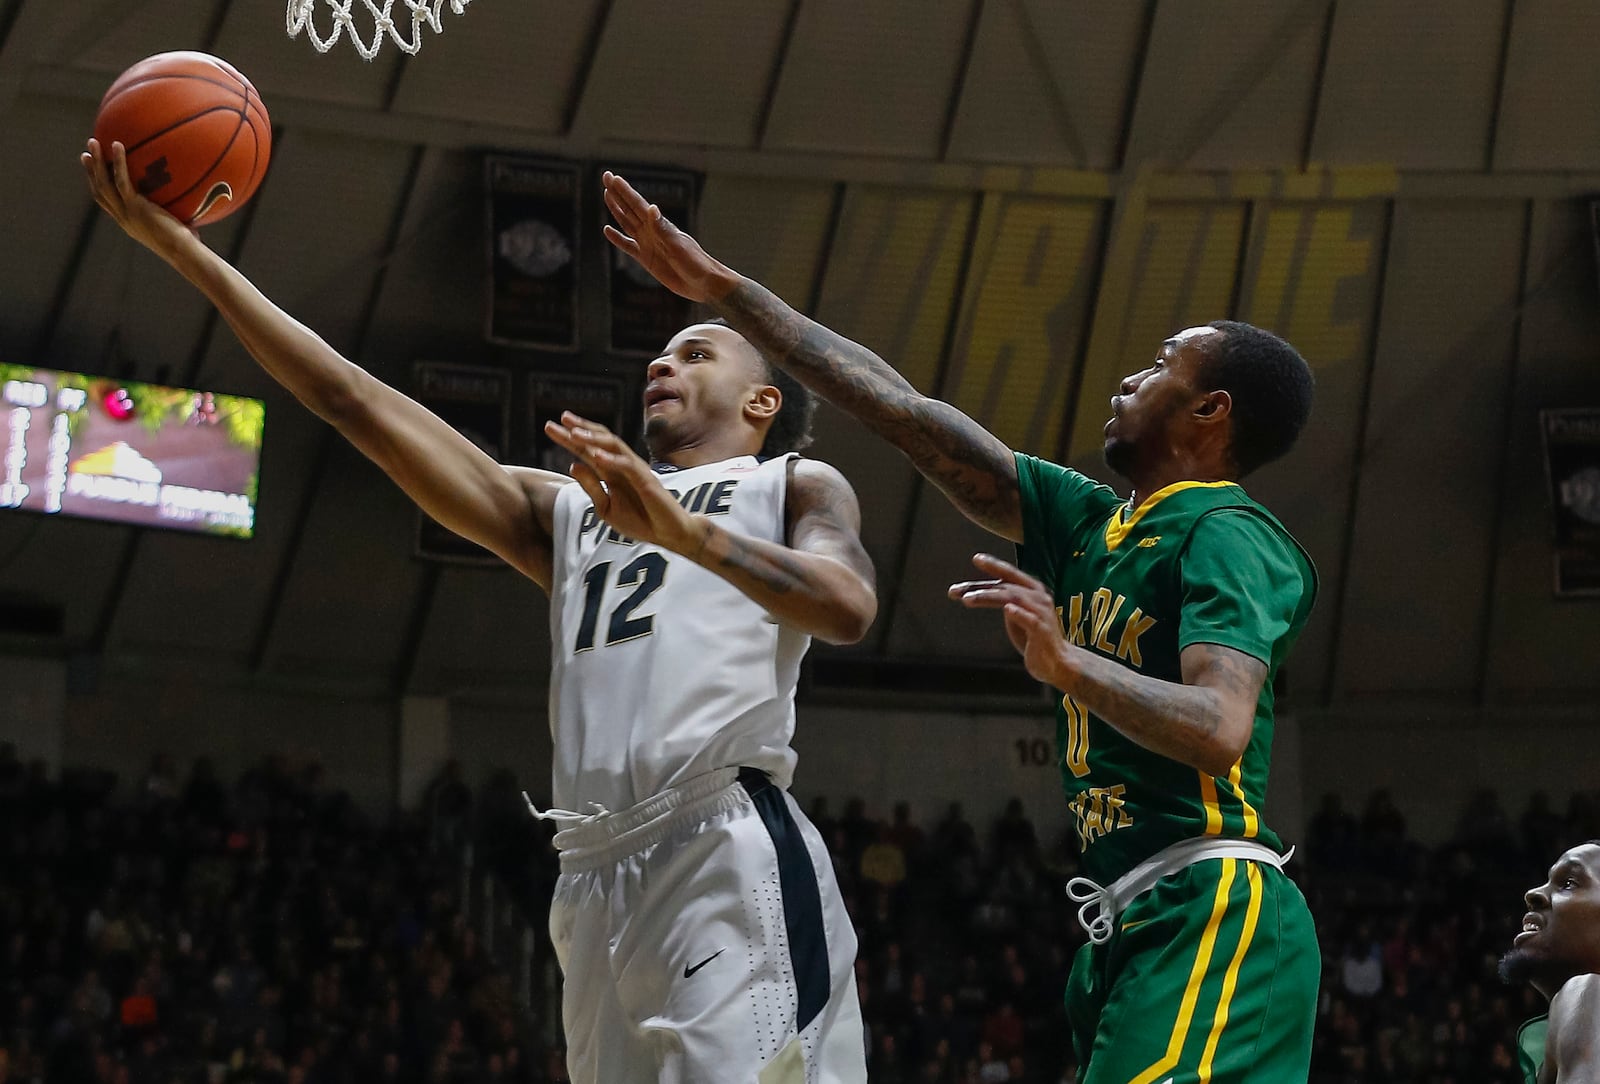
601, 171, 737, 304
544, 412, 705, 556
82, 139, 199, 258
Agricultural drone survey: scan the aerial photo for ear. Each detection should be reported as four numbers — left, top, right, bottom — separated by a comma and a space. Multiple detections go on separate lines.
1194, 388, 1231, 424
745, 384, 781, 424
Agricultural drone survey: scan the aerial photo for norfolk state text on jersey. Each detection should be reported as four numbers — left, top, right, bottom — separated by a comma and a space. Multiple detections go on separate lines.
1014, 454, 1317, 884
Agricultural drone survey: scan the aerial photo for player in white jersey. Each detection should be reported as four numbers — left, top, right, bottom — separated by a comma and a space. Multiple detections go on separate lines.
84, 141, 877, 1083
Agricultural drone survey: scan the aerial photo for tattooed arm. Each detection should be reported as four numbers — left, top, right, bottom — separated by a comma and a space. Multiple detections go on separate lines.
545, 416, 877, 645
951, 553, 1263, 776
694, 457, 878, 645
600, 172, 1023, 542
1061, 641, 1264, 777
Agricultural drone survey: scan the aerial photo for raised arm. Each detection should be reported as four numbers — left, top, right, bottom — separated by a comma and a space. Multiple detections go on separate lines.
83, 140, 563, 589
545, 415, 877, 645
600, 171, 1022, 543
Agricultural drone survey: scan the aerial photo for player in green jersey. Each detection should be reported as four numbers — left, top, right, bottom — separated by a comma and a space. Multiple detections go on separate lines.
601, 172, 1319, 1082
1499, 842, 1600, 1083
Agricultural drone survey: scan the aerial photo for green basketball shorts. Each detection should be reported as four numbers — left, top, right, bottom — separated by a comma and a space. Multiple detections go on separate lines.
1065, 856, 1318, 1083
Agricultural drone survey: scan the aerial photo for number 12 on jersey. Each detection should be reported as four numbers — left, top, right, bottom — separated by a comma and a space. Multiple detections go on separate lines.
1061, 694, 1091, 778
574, 553, 668, 652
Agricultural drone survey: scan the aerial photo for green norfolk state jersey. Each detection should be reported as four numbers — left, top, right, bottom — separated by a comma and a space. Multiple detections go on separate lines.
1015, 453, 1317, 885
1517, 1015, 1547, 1084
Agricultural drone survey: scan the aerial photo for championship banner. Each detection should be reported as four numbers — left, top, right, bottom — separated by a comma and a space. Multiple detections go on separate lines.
1542, 408, 1600, 597
605, 166, 700, 355
486, 155, 581, 350
414, 362, 512, 565
527, 374, 625, 475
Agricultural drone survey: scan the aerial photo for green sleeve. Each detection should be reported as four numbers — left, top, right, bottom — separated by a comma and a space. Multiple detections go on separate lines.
1178, 510, 1311, 665
1013, 452, 1121, 584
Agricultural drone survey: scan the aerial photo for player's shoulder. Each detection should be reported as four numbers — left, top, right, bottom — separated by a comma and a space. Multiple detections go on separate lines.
785, 456, 857, 499
1185, 505, 1318, 588
1553, 972, 1600, 1021
1013, 452, 1121, 513
1549, 974, 1600, 1078
506, 463, 578, 509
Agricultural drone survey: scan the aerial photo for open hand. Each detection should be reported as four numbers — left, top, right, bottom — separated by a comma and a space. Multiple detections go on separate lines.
950, 553, 1075, 688
80, 139, 199, 258
544, 412, 705, 554
601, 171, 734, 303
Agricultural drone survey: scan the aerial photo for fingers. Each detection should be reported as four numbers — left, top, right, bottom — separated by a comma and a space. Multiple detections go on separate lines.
567, 460, 609, 512
601, 171, 652, 225
947, 578, 1003, 600
82, 139, 116, 212
969, 552, 1047, 591
602, 185, 644, 234
1003, 601, 1052, 633
952, 583, 1042, 611
560, 412, 614, 438
602, 224, 642, 258
109, 142, 140, 205
544, 416, 647, 486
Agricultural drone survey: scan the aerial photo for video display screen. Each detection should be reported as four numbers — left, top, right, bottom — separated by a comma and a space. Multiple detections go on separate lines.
0, 364, 264, 538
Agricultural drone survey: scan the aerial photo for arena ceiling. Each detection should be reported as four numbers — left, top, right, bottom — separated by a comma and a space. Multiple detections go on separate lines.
0, 0, 1597, 713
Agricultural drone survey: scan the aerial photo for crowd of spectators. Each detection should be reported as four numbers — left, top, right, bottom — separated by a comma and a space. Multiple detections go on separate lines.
0, 745, 557, 1084
1299, 787, 1597, 1084
3, 739, 1591, 1084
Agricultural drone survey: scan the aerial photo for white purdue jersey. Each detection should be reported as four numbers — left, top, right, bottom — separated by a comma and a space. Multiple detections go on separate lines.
547, 453, 809, 812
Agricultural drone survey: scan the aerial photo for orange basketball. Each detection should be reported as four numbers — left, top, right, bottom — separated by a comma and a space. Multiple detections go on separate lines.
93, 51, 272, 228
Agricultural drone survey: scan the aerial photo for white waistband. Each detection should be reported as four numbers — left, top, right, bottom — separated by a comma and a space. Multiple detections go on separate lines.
525, 767, 749, 873
1066, 837, 1292, 945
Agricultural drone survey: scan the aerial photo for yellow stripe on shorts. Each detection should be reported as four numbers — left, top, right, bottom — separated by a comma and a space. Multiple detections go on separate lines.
1127, 858, 1238, 1084
1198, 861, 1265, 1081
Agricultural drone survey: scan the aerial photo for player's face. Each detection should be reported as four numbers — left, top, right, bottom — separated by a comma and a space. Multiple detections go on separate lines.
1103, 326, 1222, 477
1502, 843, 1600, 997
642, 323, 770, 458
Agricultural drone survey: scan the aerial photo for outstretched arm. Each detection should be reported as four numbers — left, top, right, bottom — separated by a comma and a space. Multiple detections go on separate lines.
83, 139, 564, 588
600, 172, 1022, 543
545, 415, 877, 644
1547, 974, 1600, 1083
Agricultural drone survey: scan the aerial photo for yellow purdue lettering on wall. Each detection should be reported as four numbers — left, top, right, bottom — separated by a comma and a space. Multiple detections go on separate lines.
1245, 205, 1374, 366
1070, 784, 1134, 849
952, 198, 1100, 453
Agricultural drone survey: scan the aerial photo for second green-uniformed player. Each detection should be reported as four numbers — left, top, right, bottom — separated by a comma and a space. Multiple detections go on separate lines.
581, 189, 1324, 1084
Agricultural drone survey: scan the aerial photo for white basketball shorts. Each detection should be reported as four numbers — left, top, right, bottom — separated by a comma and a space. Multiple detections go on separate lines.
547, 766, 866, 1084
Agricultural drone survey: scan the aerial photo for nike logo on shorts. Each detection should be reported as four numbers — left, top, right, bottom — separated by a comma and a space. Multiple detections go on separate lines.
684, 949, 725, 978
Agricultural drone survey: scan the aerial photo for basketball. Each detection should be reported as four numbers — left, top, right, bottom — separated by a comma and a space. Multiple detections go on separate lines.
93, 51, 272, 228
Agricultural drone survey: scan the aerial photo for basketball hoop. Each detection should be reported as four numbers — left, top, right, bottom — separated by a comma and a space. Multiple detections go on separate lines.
286, 0, 473, 61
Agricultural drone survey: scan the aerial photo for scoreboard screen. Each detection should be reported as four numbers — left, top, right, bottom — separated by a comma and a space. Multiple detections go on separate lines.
0, 364, 265, 539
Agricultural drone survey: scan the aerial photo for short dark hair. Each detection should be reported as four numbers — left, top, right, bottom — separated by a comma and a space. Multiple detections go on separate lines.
1200, 320, 1314, 477
701, 318, 815, 456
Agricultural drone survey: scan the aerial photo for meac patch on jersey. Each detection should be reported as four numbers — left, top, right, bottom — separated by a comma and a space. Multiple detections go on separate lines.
547, 453, 808, 812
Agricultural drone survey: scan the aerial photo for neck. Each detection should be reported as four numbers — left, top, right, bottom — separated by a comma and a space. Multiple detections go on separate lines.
653, 435, 762, 469
1126, 458, 1233, 510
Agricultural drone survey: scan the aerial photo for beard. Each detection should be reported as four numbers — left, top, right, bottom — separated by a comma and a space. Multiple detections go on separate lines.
642, 415, 671, 459
1103, 436, 1137, 477
1498, 947, 1541, 986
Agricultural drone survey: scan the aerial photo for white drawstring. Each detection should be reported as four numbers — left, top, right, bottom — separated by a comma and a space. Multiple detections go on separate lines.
1064, 839, 1293, 945
522, 792, 612, 827
1066, 875, 1117, 945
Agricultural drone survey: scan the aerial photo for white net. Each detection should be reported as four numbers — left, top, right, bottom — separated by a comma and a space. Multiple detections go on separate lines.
286, 0, 473, 61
